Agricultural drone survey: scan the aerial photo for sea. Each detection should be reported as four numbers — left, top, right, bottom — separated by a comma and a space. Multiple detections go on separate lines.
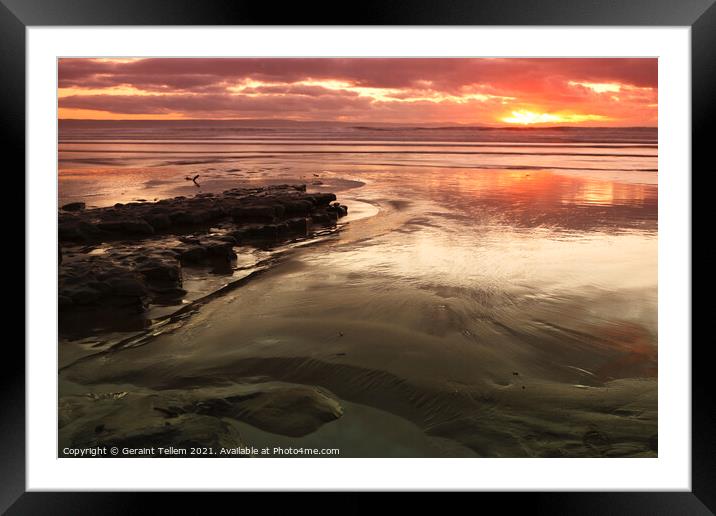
58, 120, 658, 457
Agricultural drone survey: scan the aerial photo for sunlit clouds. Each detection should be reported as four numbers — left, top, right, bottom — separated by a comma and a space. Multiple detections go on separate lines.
567, 81, 623, 94
58, 58, 657, 126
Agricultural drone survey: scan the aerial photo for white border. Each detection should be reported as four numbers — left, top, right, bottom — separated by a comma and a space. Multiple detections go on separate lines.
27, 27, 691, 491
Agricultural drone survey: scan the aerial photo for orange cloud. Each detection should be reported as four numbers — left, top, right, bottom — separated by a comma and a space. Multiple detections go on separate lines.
57, 58, 657, 126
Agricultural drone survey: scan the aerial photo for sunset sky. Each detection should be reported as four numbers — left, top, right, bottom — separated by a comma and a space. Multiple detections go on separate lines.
58, 58, 657, 126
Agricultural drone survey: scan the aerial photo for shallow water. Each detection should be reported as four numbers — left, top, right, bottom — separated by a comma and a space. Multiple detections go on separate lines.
58, 122, 657, 457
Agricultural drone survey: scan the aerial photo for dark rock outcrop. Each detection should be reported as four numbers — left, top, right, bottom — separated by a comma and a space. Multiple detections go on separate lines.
58, 184, 347, 244
58, 184, 348, 332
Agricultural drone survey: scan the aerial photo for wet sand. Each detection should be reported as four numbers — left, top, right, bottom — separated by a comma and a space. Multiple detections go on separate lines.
59, 163, 657, 457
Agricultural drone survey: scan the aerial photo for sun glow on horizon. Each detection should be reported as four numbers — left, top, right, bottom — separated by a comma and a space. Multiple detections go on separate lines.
57, 108, 190, 120
500, 110, 609, 125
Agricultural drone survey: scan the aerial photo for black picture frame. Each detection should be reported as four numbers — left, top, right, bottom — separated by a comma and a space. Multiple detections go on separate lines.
4, 0, 710, 512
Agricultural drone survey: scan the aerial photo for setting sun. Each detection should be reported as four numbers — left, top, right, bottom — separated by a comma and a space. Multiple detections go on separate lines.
500, 110, 609, 125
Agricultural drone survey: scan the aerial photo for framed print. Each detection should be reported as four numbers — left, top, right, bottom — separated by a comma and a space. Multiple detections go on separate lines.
5, 0, 711, 512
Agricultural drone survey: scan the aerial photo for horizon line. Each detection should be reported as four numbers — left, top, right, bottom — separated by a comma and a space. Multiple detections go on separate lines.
57, 118, 658, 129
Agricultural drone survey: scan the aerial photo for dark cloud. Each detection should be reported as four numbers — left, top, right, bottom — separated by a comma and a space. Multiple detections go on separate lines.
58, 58, 657, 124
60, 91, 375, 116
59, 58, 657, 91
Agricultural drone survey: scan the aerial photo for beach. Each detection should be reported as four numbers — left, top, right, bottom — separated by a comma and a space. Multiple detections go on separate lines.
58, 120, 657, 457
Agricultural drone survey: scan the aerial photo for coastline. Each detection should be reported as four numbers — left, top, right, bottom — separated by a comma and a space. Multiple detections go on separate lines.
59, 172, 657, 458
57, 122, 657, 459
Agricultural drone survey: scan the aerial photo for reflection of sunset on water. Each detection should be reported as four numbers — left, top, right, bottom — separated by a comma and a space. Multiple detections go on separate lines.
56, 58, 659, 458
